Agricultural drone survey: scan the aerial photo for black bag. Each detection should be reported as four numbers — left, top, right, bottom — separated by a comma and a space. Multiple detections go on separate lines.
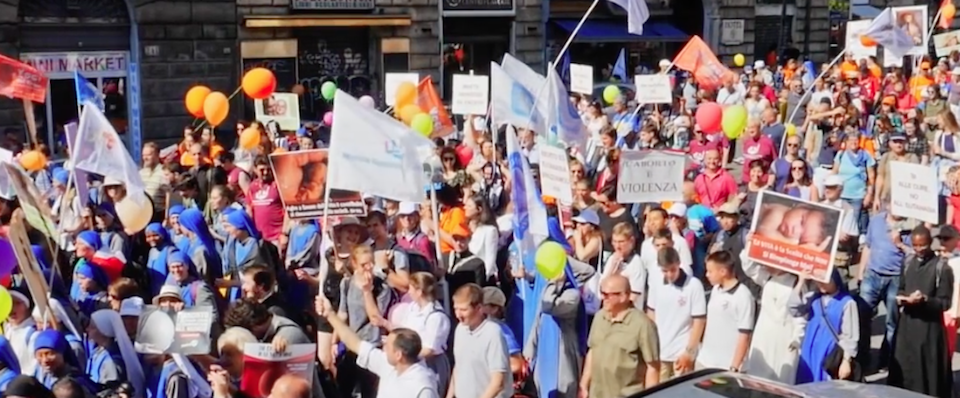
819, 299, 863, 381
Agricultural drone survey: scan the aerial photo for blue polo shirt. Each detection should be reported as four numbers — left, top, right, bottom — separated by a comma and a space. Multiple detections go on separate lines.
864, 212, 908, 276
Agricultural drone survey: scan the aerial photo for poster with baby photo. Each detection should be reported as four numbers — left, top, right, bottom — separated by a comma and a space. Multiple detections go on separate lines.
746, 191, 843, 283
934, 31, 960, 57
882, 5, 929, 60
254, 92, 301, 131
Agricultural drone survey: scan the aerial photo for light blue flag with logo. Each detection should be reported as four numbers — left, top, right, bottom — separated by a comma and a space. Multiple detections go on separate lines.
490, 62, 545, 133
544, 68, 589, 154
613, 48, 630, 83
505, 124, 548, 260
74, 71, 104, 111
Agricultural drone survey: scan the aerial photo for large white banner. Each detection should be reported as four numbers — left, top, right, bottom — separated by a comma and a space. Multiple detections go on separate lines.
890, 161, 939, 224
538, 145, 572, 203
617, 150, 685, 204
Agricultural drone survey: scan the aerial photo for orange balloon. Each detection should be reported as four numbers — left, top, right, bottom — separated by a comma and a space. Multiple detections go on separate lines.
945, 3, 957, 21
399, 104, 422, 125
203, 91, 230, 127
395, 82, 417, 108
860, 35, 877, 47
20, 150, 46, 172
242, 68, 277, 100
239, 127, 261, 150
184, 86, 211, 118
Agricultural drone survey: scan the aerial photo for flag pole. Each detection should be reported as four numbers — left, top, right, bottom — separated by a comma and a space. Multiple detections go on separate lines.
427, 162, 449, 313
780, 50, 845, 157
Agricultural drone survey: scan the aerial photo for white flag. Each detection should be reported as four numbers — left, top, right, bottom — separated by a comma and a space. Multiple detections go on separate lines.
326, 90, 434, 203
74, 101, 146, 204
861, 8, 915, 59
491, 62, 541, 131
608, 0, 650, 35
545, 68, 589, 154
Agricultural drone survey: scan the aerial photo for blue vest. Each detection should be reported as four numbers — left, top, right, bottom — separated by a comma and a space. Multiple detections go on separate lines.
146, 360, 182, 398
797, 293, 852, 383
85, 345, 125, 389
0, 368, 16, 390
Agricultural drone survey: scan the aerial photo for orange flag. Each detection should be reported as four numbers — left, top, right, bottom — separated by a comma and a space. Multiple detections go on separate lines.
417, 76, 455, 138
671, 36, 735, 91
940, 0, 956, 29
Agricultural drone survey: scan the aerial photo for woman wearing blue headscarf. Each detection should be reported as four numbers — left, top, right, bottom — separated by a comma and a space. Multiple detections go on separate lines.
94, 202, 129, 257
31, 298, 87, 372
145, 223, 178, 298
32, 329, 97, 393
86, 309, 145, 396
71, 260, 111, 317
0, 335, 21, 390
167, 205, 191, 255
221, 210, 267, 303
285, 218, 320, 314
792, 270, 861, 383
165, 251, 219, 317
178, 208, 223, 284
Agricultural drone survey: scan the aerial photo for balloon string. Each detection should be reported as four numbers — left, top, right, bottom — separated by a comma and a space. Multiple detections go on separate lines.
193, 86, 245, 131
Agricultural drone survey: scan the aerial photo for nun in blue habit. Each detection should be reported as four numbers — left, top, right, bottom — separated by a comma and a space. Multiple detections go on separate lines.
792, 269, 859, 384
0, 335, 21, 390
31, 297, 87, 369
32, 329, 97, 394
285, 218, 320, 314
164, 251, 219, 315
145, 223, 179, 298
70, 259, 111, 317
143, 353, 212, 398
178, 208, 223, 284
94, 202, 129, 257
221, 209, 267, 303
86, 309, 146, 397
167, 205, 192, 255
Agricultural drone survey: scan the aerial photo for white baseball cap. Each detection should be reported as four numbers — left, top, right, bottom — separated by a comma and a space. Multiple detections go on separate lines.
119, 297, 144, 317
398, 202, 419, 215
824, 174, 843, 187
668, 203, 688, 217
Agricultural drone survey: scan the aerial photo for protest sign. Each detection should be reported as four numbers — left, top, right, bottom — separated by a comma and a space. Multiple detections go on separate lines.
0, 54, 48, 103
934, 30, 960, 57
747, 191, 842, 283
136, 306, 215, 355
633, 75, 673, 104
569, 63, 593, 95
269, 149, 366, 219
451, 74, 489, 115
384, 72, 419, 106
890, 161, 939, 224
3, 163, 57, 238
254, 93, 301, 131
8, 217, 51, 321
241, 343, 317, 398
616, 150, 685, 204
538, 145, 573, 203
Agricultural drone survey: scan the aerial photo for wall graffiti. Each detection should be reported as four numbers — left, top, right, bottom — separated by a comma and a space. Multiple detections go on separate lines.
298, 35, 371, 120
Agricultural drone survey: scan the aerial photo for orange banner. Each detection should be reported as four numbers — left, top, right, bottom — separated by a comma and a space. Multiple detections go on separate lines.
672, 36, 734, 91
0, 55, 48, 103
417, 76, 455, 138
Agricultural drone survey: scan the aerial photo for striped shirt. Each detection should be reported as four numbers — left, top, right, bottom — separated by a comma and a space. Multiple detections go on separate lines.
139, 164, 166, 208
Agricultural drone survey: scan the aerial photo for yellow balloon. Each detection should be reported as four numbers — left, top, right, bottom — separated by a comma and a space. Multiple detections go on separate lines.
115, 194, 154, 234
0, 286, 12, 324
721, 105, 748, 140
535, 242, 567, 280
785, 123, 797, 136
733, 54, 745, 67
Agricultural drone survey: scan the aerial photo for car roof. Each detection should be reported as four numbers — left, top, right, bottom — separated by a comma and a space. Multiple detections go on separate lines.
631, 369, 931, 398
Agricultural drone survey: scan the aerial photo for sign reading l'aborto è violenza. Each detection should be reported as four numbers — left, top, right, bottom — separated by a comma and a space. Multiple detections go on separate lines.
616, 150, 685, 204
890, 161, 939, 224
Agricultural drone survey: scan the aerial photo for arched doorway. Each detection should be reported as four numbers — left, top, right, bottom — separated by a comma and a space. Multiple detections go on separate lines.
16, 0, 141, 159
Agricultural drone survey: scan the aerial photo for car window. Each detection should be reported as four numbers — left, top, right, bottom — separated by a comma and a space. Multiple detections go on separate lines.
694, 376, 805, 398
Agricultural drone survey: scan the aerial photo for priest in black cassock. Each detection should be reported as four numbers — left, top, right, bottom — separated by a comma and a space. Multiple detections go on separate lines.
888, 227, 954, 398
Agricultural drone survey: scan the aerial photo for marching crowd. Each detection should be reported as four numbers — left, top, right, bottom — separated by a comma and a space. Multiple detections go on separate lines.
4, 43, 960, 398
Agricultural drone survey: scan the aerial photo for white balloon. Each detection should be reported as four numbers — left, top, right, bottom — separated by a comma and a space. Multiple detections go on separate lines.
359, 95, 376, 109
116, 194, 153, 234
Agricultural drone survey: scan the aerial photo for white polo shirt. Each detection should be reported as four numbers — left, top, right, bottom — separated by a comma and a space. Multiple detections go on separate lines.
357, 341, 440, 398
601, 253, 646, 309
397, 301, 451, 354
641, 236, 693, 307
698, 281, 756, 369
648, 271, 707, 362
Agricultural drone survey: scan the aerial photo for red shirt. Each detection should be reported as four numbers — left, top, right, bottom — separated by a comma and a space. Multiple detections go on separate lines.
248, 178, 285, 242
741, 134, 778, 183
694, 169, 738, 209
688, 138, 723, 166
227, 167, 248, 204
859, 76, 879, 104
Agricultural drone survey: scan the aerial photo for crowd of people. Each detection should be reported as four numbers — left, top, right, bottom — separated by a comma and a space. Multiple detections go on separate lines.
2, 44, 960, 398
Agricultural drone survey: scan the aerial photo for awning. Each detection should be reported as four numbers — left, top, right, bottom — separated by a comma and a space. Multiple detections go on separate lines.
850, 5, 882, 19
245, 15, 410, 28
553, 19, 689, 42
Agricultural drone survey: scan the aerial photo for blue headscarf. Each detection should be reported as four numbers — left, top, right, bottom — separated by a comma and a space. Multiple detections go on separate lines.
523, 217, 588, 398
288, 220, 319, 258
167, 205, 185, 218
73, 261, 109, 291
166, 249, 199, 280
0, 335, 21, 374
31, 245, 69, 301
225, 210, 261, 240
801, 60, 816, 87
165, 251, 201, 305
52, 168, 69, 186
34, 330, 81, 369
178, 208, 222, 267
76, 230, 102, 251
146, 223, 176, 296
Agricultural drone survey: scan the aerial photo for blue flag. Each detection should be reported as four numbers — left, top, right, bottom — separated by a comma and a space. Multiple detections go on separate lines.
558, 51, 571, 88
613, 48, 630, 83
74, 71, 104, 111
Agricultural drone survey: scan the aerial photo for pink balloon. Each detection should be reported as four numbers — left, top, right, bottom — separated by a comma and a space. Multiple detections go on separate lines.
359, 95, 376, 109
323, 111, 333, 126
695, 102, 723, 133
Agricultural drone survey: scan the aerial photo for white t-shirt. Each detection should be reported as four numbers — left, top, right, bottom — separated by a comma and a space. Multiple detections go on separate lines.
649, 272, 707, 362
641, 236, 694, 305
601, 253, 646, 309
397, 301, 451, 354
357, 341, 440, 398
698, 282, 756, 369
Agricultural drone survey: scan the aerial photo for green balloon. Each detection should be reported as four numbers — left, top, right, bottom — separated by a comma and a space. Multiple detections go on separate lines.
411, 113, 434, 137
602, 85, 621, 104
321, 81, 337, 100
535, 241, 567, 280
